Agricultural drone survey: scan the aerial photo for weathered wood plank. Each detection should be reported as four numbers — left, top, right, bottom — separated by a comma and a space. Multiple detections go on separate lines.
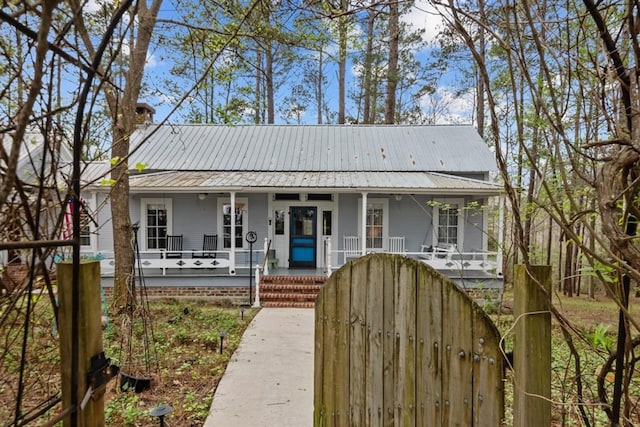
513, 265, 551, 427
472, 303, 504, 426
394, 257, 417, 425
334, 263, 351, 425
321, 267, 338, 426
350, 259, 368, 425
314, 283, 325, 425
416, 265, 443, 426
442, 284, 473, 426
382, 256, 396, 427
314, 254, 504, 427
366, 255, 385, 427
57, 260, 104, 427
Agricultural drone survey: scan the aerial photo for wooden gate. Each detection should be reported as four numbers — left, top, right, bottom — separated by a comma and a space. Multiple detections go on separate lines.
314, 253, 504, 426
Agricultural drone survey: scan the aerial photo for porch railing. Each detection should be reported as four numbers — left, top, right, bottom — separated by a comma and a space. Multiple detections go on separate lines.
323, 237, 501, 277
85, 248, 267, 276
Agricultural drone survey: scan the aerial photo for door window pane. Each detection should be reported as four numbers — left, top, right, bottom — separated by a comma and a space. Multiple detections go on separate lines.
322, 211, 332, 236
147, 203, 167, 249
293, 208, 315, 236
223, 202, 245, 248
275, 210, 285, 235
438, 205, 459, 246
366, 206, 384, 249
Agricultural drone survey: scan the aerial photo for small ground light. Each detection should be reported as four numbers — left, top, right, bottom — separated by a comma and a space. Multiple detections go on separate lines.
149, 404, 172, 427
219, 331, 227, 354
240, 305, 245, 320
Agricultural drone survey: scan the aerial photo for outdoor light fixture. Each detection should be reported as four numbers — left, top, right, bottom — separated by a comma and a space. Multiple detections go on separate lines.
395, 194, 403, 201
198, 193, 207, 201
219, 331, 227, 354
149, 404, 172, 427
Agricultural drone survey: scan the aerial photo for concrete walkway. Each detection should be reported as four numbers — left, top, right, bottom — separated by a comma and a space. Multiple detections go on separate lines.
203, 308, 315, 427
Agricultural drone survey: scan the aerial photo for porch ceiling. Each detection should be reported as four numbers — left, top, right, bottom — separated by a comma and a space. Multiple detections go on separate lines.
121, 170, 502, 195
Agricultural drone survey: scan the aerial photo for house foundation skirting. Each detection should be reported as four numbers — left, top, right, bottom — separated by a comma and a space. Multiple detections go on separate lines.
102, 286, 249, 301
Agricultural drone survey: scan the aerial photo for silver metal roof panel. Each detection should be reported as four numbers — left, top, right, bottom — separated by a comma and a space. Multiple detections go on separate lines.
123, 171, 501, 195
129, 125, 496, 173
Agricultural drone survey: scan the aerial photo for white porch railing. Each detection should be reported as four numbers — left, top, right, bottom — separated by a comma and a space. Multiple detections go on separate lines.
87, 248, 266, 276
323, 237, 501, 277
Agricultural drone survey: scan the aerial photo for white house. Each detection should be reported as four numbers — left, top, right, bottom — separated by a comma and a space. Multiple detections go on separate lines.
81, 124, 503, 300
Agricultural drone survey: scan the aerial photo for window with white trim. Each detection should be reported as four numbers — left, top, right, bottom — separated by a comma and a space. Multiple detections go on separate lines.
142, 198, 173, 250
79, 209, 91, 247
432, 199, 463, 247
358, 198, 389, 250
219, 198, 248, 249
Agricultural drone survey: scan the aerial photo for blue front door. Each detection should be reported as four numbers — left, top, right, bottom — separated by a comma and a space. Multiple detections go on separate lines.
289, 207, 317, 268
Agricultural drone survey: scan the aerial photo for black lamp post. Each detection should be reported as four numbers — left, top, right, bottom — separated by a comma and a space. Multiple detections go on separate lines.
245, 231, 257, 305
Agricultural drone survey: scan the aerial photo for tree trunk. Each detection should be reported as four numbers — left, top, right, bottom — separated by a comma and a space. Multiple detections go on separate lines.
363, 9, 375, 124
107, 0, 163, 309
338, 0, 347, 124
317, 49, 323, 124
384, 0, 399, 124
266, 40, 274, 124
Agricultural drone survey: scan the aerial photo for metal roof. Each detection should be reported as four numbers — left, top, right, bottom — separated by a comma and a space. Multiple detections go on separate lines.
128, 124, 497, 173
123, 171, 502, 195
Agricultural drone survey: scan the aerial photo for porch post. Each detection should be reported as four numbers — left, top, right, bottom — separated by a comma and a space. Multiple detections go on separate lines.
263, 237, 269, 276
253, 264, 261, 307
230, 191, 236, 275
361, 192, 368, 255
497, 194, 505, 276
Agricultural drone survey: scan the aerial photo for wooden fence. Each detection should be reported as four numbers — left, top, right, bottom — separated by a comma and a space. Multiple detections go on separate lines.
314, 253, 504, 426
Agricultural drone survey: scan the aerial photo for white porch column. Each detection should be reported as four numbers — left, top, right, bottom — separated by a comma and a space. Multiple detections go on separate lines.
497, 194, 505, 276
263, 237, 270, 275
230, 191, 236, 275
361, 192, 368, 255
253, 264, 261, 307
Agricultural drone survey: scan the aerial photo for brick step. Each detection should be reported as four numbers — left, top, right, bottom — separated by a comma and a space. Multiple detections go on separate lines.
259, 283, 323, 293
260, 292, 318, 302
261, 301, 316, 308
261, 275, 326, 286
259, 275, 326, 308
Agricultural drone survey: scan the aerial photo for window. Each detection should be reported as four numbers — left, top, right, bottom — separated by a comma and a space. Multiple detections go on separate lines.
438, 206, 459, 245
274, 210, 285, 235
308, 193, 333, 201
432, 200, 463, 247
322, 211, 332, 236
142, 199, 172, 250
358, 198, 388, 250
79, 210, 91, 246
219, 198, 248, 249
366, 205, 384, 249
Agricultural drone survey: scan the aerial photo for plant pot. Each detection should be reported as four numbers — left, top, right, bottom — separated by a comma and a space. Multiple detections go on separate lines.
120, 372, 152, 393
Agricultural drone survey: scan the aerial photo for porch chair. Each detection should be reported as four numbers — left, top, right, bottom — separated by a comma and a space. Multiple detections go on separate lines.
164, 235, 183, 259
388, 236, 406, 254
343, 236, 360, 261
192, 234, 217, 258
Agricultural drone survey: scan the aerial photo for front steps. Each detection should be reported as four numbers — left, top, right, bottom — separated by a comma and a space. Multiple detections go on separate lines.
259, 275, 326, 308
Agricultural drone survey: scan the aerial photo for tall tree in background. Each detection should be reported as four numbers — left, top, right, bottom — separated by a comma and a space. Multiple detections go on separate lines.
72, 0, 163, 308
435, 0, 640, 422
384, 0, 399, 123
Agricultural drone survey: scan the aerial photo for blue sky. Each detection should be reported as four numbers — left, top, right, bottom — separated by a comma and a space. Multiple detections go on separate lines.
134, 0, 474, 125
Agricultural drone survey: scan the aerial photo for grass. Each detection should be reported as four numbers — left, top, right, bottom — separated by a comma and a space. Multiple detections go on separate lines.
102, 299, 258, 426
496, 288, 640, 426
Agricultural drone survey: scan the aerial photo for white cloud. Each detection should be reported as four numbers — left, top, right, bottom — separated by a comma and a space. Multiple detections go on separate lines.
146, 53, 158, 68
403, 0, 448, 44
419, 86, 474, 124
